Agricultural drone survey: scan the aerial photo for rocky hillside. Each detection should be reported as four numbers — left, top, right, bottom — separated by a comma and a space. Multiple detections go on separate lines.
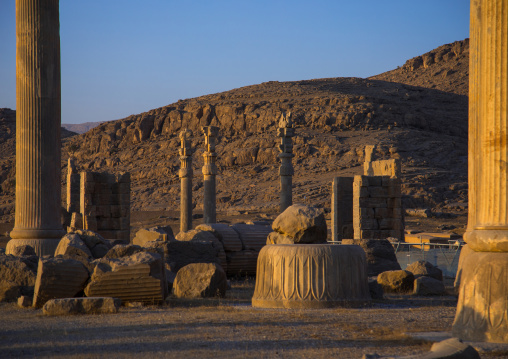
0, 39, 469, 221
62, 121, 104, 134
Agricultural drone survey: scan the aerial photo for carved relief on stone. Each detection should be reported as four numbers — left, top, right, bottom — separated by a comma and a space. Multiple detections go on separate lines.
252, 244, 370, 308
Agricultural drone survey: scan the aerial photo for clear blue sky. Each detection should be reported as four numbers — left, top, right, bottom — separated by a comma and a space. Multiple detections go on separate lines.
0, 1, 469, 124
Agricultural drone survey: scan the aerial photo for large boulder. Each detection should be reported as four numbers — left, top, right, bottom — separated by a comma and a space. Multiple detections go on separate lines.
271, 204, 327, 244
55, 234, 93, 260
0, 255, 38, 287
377, 270, 414, 293
413, 276, 446, 296
132, 226, 175, 246
43, 297, 121, 315
33, 257, 90, 308
70, 229, 113, 259
10, 245, 36, 257
341, 238, 401, 276
173, 263, 227, 298
84, 251, 166, 304
406, 260, 443, 281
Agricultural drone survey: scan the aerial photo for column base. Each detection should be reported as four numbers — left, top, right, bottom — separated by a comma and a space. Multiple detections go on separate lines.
464, 228, 508, 252
7, 228, 65, 256
452, 250, 508, 343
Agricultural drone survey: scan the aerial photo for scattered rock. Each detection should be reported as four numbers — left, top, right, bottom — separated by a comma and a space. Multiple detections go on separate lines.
33, 257, 90, 308
405, 208, 432, 218
43, 297, 121, 315
0, 255, 38, 287
342, 239, 401, 276
132, 226, 175, 246
377, 270, 414, 293
71, 229, 113, 259
173, 263, 227, 298
406, 260, 443, 281
84, 251, 165, 304
54, 234, 93, 259
104, 244, 143, 259
271, 204, 327, 244
413, 276, 446, 296
266, 232, 294, 245
10, 245, 36, 257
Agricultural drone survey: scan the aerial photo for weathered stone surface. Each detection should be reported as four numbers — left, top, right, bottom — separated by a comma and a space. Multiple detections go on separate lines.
0, 280, 21, 302
342, 238, 401, 276
413, 276, 445, 296
17, 295, 32, 308
406, 260, 443, 281
252, 244, 370, 308
196, 223, 242, 252
225, 250, 258, 277
232, 223, 271, 251
173, 263, 227, 298
453, 244, 473, 294
271, 204, 327, 244
43, 297, 121, 315
54, 234, 92, 259
10, 245, 36, 257
84, 251, 165, 304
104, 244, 143, 259
377, 270, 414, 293
33, 257, 90, 308
266, 232, 294, 245
0, 255, 38, 288
132, 226, 175, 246
453, 251, 508, 343
176, 229, 226, 270
71, 229, 112, 259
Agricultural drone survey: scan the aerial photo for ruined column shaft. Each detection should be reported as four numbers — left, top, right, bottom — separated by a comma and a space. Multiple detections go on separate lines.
280, 174, 292, 213
8, 0, 65, 255
203, 174, 216, 224
466, 0, 508, 252
179, 158, 193, 232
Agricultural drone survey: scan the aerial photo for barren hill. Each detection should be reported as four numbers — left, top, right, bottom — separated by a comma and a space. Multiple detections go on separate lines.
62, 121, 104, 134
0, 39, 469, 223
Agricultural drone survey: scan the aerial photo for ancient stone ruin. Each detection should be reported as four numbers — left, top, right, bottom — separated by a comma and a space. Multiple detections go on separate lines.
179, 129, 193, 232
277, 112, 295, 213
201, 126, 219, 224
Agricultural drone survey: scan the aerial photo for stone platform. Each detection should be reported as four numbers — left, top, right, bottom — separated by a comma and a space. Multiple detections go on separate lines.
252, 244, 370, 308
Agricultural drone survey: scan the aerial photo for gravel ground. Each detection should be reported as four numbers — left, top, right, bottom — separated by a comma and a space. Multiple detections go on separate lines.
3, 280, 502, 359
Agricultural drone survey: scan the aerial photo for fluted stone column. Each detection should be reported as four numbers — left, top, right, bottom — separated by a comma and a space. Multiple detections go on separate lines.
453, 0, 508, 343
277, 112, 294, 213
179, 129, 193, 232
202, 126, 218, 224
7, 0, 65, 256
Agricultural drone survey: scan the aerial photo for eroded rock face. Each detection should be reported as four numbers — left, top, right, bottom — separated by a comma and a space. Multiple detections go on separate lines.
33, 257, 90, 308
341, 239, 400, 276
84, 251, 165, 304
271, 204, 327, 244
406, 260, 443, 281
173, 263, 227, 299
377, 270, 414, 293
43, 297, 121, 315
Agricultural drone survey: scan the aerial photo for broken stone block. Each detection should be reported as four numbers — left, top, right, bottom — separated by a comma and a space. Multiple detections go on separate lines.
368, 278, 384, 300
266, 232, 294, 245
271, 204, 327, 244
43, 297, 121, 315
54, 234, 92, 259
406, 260, 443, 281
132, 226, 175, 246
71, 229, 113, 258
226, 250, 258, 277
413, 276, 446, 296
342, 239, 401, 276
0, 280, 21, 302
176, 229, 226, 271
0, 255, 38, 287
10, 245, 36, 257
104, 244, 143, 259
173, 263, 227, 298
377, 270, 414, 293
84, 251, 165, 304
33, 257, 90, 308
231, 223, 272, 251
196, 223, 243, 252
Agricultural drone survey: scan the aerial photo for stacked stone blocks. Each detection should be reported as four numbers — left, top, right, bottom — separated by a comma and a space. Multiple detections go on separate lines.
80, 171, 130, 242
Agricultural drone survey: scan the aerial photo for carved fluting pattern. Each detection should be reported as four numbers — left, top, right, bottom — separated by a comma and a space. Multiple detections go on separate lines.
252, 244, 370, 308
277, 113, 294, 212
9, 0, 64, 255
201, 126, 218, 224
452, 251, 508, 343
465, 0, 508, 252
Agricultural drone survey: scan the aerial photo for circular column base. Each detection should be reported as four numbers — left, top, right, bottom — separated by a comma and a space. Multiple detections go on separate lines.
464, 229, 508, 252
252, 244, 371, 309
6, 237, 62, 257
452, 250, 508, 343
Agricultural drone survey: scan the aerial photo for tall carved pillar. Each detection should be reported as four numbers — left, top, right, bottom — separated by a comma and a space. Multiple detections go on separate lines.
7, 0, 65, 256
453, 0, 508, 343
278, 112, 294, 213
202, 126, 218, 224
179, 129, 193, 232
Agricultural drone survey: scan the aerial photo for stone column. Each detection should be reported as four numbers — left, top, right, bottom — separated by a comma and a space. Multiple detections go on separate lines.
202, 126, 218, 224
7, 0, 65, 256
179, 129, 193, 232
452, 0, 508, 343
277, 112, 295, 213
66, 158, 80, 213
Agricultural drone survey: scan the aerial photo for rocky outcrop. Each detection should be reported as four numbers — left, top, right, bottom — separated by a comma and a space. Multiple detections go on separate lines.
173, 263, 227, 299
270, 204, 327, 244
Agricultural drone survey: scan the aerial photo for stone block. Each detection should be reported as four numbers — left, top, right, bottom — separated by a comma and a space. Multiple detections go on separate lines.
226, 250, 259, 277
377, 270, 414, 293
342, 238, 400, 276
387, 197, 402, 209
353, 182, 369, 197
54, 234, 92, 259
133, 226, 175, 246
0, 254, 38, 287
95, 205, 111, 218
413, 276, 445, 296
266, 232, 295, 245
354, 175, 369, 187
173, 263, 227, 299
374, 208, 390, 219
361, 219, 379, 230
272, 204, 327, 244
17, 295, 32, 308
43, 297, 121, 315
358, 198, 388, 208
231, 223, 272, 251
0, 280, 22, 303
367, 186, 389, 198
378, 218, 394, 230
33, 257, 90, 308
